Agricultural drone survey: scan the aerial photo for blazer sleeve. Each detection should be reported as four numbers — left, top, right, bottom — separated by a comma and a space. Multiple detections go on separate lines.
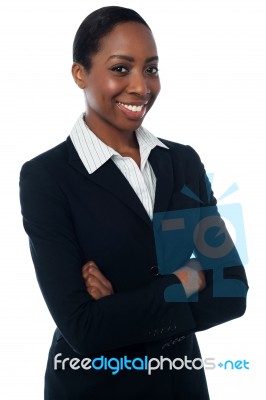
185, 146, 249, 330
19, 158, 197, 356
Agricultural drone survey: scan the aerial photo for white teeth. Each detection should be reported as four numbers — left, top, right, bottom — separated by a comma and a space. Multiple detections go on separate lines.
118, 102, 144, 112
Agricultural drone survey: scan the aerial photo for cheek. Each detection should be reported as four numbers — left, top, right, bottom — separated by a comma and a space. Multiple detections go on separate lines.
152, 79, 161, 97
85, 77, 121, 108
147, 80, 160, 111
103, 78, 124, 97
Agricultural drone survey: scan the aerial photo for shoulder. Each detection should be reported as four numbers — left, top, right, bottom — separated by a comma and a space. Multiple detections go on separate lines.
20, 137, 73, 178
19, 138, 74, 206
19, 138, 76, 196
22, 139, 68, 167
158, 137, 202, 167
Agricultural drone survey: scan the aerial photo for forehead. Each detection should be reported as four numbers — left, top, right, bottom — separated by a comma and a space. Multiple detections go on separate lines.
97, 22, 158, 59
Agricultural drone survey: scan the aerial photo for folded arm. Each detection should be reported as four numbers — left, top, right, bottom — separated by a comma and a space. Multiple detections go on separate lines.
19, 159, 197, 356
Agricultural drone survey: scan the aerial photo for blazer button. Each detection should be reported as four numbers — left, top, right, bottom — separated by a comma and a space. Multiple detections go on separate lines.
150, 265, 159, 276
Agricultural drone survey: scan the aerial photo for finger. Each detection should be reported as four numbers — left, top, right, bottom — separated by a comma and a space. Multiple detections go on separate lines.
87, 286, 102, 300
86, 282, 112, 299
175, 266, 201, 297
82, 261, 114, 295
82, 260, 98, 277
85, 275, 113, 296
197, 270, 206, 291
86, 267, 113, 291
82, 262, 113, 291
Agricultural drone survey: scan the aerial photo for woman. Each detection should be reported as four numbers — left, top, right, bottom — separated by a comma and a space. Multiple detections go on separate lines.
20, 6, 248, 400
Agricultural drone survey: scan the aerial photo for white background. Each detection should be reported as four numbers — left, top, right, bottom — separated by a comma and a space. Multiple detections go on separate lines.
0, 0, 265, 398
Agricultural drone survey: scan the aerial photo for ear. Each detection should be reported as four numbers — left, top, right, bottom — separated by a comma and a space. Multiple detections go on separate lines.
71, 63, 88, 89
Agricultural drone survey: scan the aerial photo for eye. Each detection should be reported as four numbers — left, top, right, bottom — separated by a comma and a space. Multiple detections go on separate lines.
110, 65, 129, 74
146, 66, 159, 75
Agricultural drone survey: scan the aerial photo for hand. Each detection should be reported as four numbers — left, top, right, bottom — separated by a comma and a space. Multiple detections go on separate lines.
82, 261, 114, 300
173, 259, 206, 298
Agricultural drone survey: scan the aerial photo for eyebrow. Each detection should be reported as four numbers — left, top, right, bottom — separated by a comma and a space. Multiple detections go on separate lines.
106, 55, 159, 63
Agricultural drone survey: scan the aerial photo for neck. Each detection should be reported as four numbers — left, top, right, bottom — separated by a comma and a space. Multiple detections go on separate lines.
84, 114, 139, 153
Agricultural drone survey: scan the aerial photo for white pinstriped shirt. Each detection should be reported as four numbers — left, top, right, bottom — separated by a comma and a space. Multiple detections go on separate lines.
70, 114, 169, 219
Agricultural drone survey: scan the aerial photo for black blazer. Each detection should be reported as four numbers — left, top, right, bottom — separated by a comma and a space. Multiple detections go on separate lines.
19, 136, 248, 400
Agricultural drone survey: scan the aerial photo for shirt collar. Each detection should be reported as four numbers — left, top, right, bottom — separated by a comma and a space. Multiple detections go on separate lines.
70, 113, 168, 174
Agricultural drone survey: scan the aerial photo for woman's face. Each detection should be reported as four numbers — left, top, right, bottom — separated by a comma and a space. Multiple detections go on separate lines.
73, 22, 160, 137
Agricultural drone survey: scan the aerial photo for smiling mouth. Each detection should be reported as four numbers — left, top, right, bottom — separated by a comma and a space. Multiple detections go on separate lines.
116, 101, 148, 113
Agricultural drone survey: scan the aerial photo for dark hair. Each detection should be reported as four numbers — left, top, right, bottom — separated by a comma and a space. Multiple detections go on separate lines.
73, 6, 150, 71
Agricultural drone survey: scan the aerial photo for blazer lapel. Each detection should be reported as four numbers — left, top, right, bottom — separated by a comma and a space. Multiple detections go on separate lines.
66, 137, 174, 228
66, 137, 152, 228
149, 146, 174, 215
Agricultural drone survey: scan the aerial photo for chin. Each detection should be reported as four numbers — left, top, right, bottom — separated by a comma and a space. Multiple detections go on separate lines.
117, 120, 143, 133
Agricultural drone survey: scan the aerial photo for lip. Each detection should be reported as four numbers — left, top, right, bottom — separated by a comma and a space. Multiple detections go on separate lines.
116, 101, 148, 120
116, 100, 149, 106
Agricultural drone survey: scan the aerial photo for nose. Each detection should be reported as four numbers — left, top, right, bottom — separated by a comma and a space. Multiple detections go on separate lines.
127, 71, 150, 96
